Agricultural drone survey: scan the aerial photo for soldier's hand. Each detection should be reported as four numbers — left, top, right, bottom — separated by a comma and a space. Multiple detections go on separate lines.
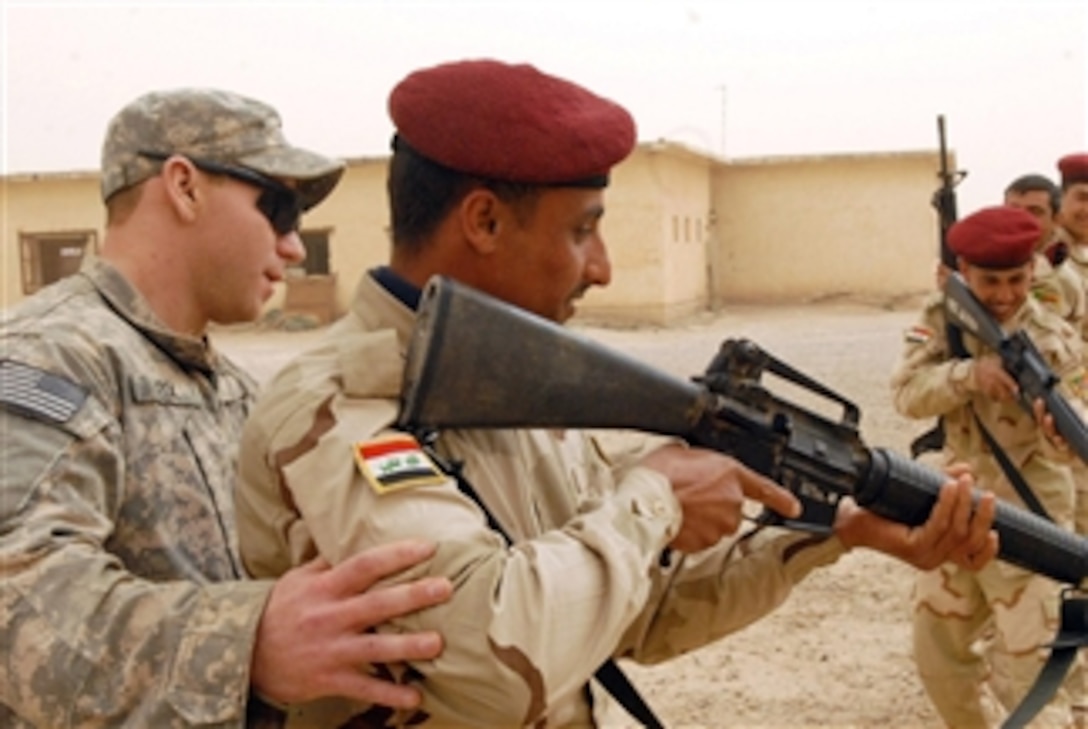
834, 464, 998, 571
639, 444, 800, 553
971, 355, 1019, 401
1033, 397, 1071, 453
251, 539, 453, 708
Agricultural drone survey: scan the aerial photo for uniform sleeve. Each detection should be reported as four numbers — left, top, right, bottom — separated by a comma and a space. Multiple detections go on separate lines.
0, 400, 272, 727
251, 401, 682, 726
890, 305, 971, 420
618, 526, 846, 663
1041, 316, 1088, 426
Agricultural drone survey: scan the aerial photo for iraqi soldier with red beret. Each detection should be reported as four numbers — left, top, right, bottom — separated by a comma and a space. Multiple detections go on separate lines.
892, 205, 1088, 727
234, 59, 999, 727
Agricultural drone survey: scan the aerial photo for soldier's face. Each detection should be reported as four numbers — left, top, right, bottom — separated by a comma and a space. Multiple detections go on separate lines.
193, 171, 307, 325
1004, 190, 1055, 248
1060, 183, 1088, 243
484, 187, 612, 323
961, 262, 1034, 323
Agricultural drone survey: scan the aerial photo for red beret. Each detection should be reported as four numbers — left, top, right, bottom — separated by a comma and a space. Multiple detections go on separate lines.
1058, 153, 1088, 187
948, 206, 1041, 269
388, 59, 636, 187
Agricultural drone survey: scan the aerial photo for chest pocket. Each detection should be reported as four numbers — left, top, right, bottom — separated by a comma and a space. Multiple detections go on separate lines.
116, 375, 246, 581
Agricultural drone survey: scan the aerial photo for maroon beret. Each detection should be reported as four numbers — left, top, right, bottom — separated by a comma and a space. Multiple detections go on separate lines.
1058, 153, 1088, 187
388, 59, 636, 187
948, 206, 1041, 269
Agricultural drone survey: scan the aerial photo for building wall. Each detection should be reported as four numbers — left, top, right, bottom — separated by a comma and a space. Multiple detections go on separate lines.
711, 152, 939, 304
1, 145, 942, 320
2, 173, 102, 306
583, 143, 713, 324
296, 157, 389, 314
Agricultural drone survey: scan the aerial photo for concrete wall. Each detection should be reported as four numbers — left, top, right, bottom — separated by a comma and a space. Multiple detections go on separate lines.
1, 145, 942, 321
711, 152, 939, 304
582, 143, 714, 324
2, 172, 102, 305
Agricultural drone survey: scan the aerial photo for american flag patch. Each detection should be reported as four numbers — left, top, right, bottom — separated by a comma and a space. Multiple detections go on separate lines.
905, 325, 933, 344
353, 434, 445, 495
0, 360, 88, 424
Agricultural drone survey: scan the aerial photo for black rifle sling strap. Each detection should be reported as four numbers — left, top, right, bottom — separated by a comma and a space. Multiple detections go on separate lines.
1002, 592, 1088, 729
946, 323, 1083, 727
414, 431, 665, 729
946, 324, 1053, 521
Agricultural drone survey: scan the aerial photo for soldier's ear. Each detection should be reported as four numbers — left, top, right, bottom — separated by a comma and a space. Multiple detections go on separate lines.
159, 156, 201, 224
460, 189, 502, 255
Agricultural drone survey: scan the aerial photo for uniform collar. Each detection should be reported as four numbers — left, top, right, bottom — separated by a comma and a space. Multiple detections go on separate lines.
81, 256, 220, 375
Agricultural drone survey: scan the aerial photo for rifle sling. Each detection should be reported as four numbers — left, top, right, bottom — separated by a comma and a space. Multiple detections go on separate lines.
416, 432, 665, 729
946, 323, 1053, 521
947, 323, 1080, 726
1002, 592, 1088, 729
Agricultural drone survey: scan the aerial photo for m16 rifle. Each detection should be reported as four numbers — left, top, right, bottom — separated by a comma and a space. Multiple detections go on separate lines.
910, 114, 969, 458
397, 275, 1088, 587
943, 271, 1088, 465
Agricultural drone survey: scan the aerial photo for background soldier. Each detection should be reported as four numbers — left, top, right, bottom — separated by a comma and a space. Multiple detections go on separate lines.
892, 205, 1088, 727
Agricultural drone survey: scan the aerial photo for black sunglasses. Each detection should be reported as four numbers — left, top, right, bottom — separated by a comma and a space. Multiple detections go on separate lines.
139, 150, 303, 235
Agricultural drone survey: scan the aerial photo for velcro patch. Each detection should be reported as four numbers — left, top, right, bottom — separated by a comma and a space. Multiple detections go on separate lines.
353, 434, 446, 495
0, 360, 88, 424
905, 325, 934, 344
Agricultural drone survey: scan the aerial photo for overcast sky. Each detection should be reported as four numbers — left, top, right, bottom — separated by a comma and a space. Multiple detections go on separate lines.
2, 0, 1086, 214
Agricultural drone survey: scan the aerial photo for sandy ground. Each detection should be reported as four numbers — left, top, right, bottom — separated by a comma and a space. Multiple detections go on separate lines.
213, 297, 945, 729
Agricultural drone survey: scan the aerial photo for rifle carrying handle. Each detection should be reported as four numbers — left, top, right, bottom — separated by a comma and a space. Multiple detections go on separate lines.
856, 448, 1088, 587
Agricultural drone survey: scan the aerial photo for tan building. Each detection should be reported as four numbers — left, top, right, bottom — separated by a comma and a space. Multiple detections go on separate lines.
2, 143, 941, 325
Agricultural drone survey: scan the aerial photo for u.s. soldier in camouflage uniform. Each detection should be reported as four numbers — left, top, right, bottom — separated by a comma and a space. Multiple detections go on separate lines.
0, 88, 455, 727
234, 59, 999, 728
892, 205, 1088, 728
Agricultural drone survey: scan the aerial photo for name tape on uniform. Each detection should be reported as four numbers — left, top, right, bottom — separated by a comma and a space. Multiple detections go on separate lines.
353, 434, 446, 495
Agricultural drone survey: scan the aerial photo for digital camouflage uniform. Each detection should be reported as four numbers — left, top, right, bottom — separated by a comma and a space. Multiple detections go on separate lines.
0, 258, 273, 727
234, 271, 848, 728
892, 293, 1088, 728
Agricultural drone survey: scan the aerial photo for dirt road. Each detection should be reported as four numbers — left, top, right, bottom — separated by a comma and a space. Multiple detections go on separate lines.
215, 299, 942, 728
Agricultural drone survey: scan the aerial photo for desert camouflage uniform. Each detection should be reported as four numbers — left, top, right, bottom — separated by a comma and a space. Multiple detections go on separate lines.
0, 258, 272, 728
235, 270, 848, 727
1028, 246, 1088, 725
892, 293, 1088, 728
1033, 251, 1087, 333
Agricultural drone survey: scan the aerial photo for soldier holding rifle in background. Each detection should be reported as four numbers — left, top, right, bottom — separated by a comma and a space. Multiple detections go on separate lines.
892, 205, 1088, 727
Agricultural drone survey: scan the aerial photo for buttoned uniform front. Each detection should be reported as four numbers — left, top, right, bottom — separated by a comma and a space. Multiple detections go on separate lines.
892, 293, 1088, 728
0, 258, 272, 727
234, 270, 848, 728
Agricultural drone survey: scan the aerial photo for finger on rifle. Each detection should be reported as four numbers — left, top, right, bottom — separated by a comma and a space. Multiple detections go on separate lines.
325, 539, 441, 598
341, 576, 453, 634
942, 461, 973, 483
739, 467, 801, 519
967, 490, 999, 560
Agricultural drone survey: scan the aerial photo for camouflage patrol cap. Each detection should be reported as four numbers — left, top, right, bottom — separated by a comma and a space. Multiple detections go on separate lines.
100, 88, 344, 210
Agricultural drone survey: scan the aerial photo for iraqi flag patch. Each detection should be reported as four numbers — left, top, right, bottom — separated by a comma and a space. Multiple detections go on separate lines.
353, 434, 446, 495
904, 325, 934, 344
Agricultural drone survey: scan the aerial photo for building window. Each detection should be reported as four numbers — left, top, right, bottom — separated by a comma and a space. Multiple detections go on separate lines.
289, 228, 331, 277
19, 230, 97, 295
